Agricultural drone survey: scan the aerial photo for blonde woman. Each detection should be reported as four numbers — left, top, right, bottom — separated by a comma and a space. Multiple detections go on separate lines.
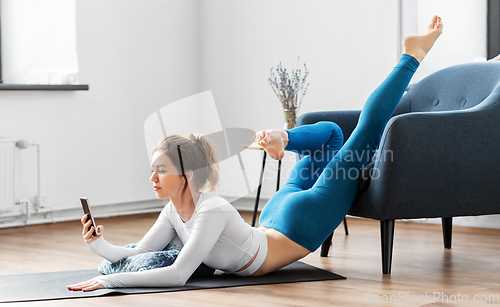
69, 16, 443, 291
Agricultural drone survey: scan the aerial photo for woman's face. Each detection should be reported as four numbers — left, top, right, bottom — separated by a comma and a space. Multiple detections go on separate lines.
150, 151, 184, 199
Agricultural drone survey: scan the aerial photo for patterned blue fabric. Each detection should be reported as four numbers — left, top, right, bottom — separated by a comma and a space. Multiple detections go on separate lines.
98, 242, 215, 277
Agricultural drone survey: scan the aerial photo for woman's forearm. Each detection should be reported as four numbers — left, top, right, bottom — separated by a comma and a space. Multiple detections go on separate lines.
86, 236, 154, 263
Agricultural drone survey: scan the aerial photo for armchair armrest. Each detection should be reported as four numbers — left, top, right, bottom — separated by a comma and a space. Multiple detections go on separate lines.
351, 105, 500, 220
297, 110, 361, 142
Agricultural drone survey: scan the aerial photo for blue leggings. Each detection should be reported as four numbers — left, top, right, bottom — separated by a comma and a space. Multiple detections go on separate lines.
259, 54, 420, 251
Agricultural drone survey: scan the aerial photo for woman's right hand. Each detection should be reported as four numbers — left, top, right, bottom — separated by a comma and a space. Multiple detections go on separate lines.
81, 214, 103, 243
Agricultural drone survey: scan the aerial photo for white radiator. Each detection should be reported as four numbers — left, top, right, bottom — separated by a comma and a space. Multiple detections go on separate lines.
0, 139, 15, 210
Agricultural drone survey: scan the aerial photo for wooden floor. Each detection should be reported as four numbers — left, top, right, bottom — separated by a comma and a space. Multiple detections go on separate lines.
1, 212, 500, 306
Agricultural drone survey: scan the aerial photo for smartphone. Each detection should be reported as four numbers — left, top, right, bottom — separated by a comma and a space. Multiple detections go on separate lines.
80, 197, 98, 236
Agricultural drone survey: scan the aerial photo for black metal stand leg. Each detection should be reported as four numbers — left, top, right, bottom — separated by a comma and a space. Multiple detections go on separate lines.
320, 232, 334, 257
442, 217, 452, 249
276, 159, 282, 191
381, 220, 395, 274
252, 152, 267, 227
343, 217, 349, 235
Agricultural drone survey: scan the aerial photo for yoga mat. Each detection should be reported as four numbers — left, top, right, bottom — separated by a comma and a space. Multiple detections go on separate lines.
0, 261, 344, 303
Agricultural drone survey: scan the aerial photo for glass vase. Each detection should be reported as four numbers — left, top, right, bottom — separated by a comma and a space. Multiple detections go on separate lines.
283, 107, 299, 130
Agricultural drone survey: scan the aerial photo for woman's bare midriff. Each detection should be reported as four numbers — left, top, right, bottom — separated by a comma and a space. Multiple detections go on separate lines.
250, 227, 310, 276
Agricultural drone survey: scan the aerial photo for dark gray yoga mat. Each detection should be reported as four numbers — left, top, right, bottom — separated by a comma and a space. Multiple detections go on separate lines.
0, 261, 345, 303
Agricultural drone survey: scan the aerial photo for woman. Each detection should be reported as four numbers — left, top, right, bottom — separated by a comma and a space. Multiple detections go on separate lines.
69, 15, 443, 291
69, 133, 269, 290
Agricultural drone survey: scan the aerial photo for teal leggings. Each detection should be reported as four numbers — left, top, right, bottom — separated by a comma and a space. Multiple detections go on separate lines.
259, 54, 420, 251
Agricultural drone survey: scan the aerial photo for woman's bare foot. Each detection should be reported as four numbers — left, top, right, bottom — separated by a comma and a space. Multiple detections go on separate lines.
402, 15, 444, 63
253, 129, 288, 160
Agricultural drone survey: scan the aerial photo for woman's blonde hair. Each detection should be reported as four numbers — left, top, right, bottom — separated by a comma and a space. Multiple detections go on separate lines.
153, 133, 219, 194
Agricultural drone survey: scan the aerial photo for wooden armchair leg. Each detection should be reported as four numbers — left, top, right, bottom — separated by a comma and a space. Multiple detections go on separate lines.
343, 217, 349, 235
320, 232, 334, 257
442, 217, 452, 249
381, 220, 395, 274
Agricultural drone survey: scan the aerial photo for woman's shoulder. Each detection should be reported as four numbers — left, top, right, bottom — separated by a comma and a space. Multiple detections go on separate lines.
197, 193, 234, 213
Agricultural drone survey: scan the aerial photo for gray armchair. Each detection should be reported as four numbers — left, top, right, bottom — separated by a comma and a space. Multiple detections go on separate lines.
296, 61, 500, 274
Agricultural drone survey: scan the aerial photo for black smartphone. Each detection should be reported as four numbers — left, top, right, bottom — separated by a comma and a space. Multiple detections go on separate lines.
80, 197, 98, 236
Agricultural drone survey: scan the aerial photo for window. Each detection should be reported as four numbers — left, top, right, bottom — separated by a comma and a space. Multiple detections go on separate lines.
0, 0, 88, 90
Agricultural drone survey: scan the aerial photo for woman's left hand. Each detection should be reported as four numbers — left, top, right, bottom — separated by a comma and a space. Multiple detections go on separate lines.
67, 279, 104, 292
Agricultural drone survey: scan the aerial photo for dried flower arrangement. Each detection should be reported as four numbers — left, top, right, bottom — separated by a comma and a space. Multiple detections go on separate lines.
268, 60, 309, 129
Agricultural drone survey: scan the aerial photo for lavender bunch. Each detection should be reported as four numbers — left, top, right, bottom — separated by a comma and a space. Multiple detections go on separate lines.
268, 61, 309, 112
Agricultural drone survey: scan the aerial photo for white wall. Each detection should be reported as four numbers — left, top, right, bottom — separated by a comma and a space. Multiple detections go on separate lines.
200, 0, 401, 125
1, 0, 497, 229
411, 0, 488, 83
200, 0, 400, 199
201, 0, 499, 228
0, 0, 201, 216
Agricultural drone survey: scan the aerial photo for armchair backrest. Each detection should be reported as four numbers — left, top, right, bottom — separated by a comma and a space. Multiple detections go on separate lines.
297, 62, 500, 149
393, 62, 500, 116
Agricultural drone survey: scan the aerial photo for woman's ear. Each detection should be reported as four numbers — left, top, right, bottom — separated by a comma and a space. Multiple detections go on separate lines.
185, 170, 194, 184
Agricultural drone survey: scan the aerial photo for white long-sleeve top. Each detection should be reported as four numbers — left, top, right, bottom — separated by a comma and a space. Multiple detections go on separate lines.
88, 193, 268, 288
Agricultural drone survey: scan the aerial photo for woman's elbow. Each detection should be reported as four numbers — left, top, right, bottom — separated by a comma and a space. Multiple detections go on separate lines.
158, 265, 190, 287
168, 275, 188, 287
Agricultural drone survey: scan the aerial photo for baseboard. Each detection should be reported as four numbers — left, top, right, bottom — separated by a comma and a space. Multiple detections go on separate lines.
0, 199, 165, 228
407, 215, 500, 229
0, 195, 268, 229
3, 195, 499, 230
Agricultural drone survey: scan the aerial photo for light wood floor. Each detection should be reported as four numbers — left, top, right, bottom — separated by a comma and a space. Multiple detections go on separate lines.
1, 212, 500, 306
